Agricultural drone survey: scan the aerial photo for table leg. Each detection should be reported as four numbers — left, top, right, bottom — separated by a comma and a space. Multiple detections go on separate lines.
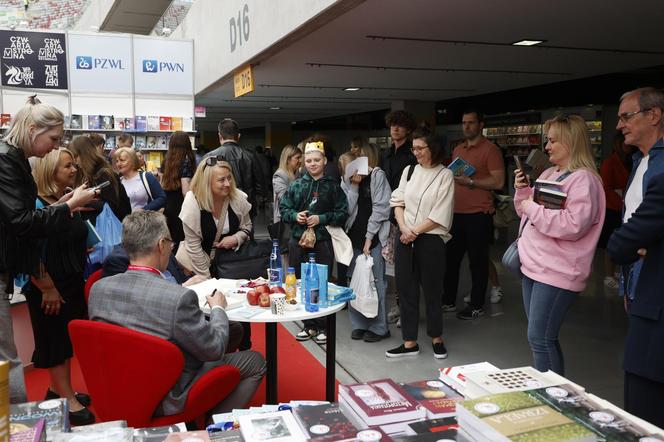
265, 322, 278, 404
326, 313, 336, 402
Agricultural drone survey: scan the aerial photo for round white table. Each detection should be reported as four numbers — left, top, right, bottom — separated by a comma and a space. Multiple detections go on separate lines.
226, 302, 346, 404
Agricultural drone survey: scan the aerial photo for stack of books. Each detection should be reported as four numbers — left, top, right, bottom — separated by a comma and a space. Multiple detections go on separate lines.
534, 178, 568, 209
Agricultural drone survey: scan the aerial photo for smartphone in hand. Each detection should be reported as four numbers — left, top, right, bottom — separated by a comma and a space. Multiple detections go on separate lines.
514, 156, 530, 185
92, 180, 111, 192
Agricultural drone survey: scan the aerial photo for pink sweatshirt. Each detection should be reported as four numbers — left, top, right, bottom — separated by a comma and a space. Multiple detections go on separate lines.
514, 167, 606, 292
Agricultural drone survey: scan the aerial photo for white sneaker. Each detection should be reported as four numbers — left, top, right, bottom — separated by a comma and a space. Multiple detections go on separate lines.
463, 294, 471, 304
490, 286, 503, 304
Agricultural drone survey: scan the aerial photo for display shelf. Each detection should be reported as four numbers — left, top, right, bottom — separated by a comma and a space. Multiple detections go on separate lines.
67, 129, 195, 133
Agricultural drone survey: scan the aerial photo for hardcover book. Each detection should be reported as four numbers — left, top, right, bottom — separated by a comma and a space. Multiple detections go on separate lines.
238, 410, 307, 441
338, 378, 426, 426
124, 117, 135, 131
10, 399, 69, 442
393, 429, 458, 441
438, 362, 499, 396
400, 380, 463, 419
163, 430, 211, 441
135, 135, 147, 150
114, 115, 125, 131
105, 136, 116, 150
182, 117, 194, 132
87, 115, 100, 130
1, 113, 11, 128
405, 416, 458, 436
146, 136, 157, 149
526, 149, 551, 179
70, 115, 82, 130
463, 366, 562, 395
156, 135, 168, 150
447, 156, 476, 177
10, 418, 45, 442
159, 116, 172, 131
171, 116, 183, 131
534, 179, 567, 210
457, 390, 597, 442
147, 116, 160, 131
135, 116, 148, 132
100, 115, 114, 130
293, 403, 358, 439
85, 219, 102, 249
132, 423, 187, 441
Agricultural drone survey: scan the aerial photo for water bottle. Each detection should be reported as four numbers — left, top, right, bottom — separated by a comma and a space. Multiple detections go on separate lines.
304, 253, 319, 313
269, 239, 282, 286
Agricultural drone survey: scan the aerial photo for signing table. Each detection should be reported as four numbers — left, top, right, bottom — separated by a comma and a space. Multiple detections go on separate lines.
188, 278, 347, 404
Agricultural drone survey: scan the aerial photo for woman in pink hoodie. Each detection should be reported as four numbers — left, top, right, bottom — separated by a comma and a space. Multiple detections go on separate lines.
514, 114, 605, 375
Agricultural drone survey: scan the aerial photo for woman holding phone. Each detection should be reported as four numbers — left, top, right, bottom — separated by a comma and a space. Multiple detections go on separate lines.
0, 96, 96, 405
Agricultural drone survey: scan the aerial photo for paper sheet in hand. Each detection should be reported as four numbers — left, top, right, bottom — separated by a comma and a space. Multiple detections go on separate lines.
185, 278, 245, 313
344, 156, 369, 180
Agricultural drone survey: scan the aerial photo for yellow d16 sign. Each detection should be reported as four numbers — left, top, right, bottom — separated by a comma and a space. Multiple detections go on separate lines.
234, 65, 254, 97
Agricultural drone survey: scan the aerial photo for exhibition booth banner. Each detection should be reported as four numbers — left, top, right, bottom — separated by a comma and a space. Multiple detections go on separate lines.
133, 37, 193, 95
0, 29, 68, 90
67, 33, 133, 94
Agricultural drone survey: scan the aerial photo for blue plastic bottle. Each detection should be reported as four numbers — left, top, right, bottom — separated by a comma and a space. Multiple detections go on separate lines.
269, 239, 282, 286
305, 253, 320, 313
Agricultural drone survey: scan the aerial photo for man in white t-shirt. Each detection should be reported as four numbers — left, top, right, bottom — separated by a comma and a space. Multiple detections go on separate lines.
607, 86, 664, 428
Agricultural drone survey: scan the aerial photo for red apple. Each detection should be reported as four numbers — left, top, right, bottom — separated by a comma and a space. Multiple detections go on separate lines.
259, 293, 271, 308
246, 290, 259, 306
270, 286, 286, 294
255, 284, 270, 296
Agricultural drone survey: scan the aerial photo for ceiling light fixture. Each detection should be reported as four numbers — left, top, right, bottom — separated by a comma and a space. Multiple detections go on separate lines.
269, 106, 281, 110
512, 39, 545, 46
344, 87, 360, 92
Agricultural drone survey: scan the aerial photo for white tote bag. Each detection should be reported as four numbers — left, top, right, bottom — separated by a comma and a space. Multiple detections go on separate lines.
349, 254, 379, 318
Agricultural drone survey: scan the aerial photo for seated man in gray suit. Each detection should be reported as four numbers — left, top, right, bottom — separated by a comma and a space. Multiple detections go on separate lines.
89, 211, 266, 417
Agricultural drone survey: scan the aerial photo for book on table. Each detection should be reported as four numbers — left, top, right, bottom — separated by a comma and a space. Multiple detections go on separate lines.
462, 366, 563, 395
338, 378, 426, 426
10, 399, 69, 442
457, 390, 597, 442
399, 380, 463, 419
447, 156, 476, 177
292, 403, 358, 440
404, 416, 458, 436
238, 410, 307, 441
438, 361, 500, 397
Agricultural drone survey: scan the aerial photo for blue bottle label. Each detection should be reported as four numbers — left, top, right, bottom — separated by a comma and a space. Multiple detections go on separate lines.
268, 268, 282, 285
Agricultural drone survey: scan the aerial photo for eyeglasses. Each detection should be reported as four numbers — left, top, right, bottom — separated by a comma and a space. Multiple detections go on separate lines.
162, 237, 174, 249
617, 108, 652, 124
205, 154, 226, 167
411, 145, 429, 153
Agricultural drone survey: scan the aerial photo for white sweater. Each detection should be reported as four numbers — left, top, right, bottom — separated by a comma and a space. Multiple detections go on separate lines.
389, 164, 455, 242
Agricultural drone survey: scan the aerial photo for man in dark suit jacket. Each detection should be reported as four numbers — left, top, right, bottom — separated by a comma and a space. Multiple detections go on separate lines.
607, 86, 664, 428
89, 211, 265, 416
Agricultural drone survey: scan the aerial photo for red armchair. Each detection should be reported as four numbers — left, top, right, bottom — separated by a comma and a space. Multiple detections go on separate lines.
69, 319, 241, 427
84, 269, 103, 304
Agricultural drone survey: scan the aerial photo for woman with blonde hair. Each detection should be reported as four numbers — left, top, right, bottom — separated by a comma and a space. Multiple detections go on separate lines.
271, 145, 302, 254
29, 148, 95, 425
513, 114, 605, 375
0, 96, 95, 404
177, 156, 252, 279
114, 146, 165, 212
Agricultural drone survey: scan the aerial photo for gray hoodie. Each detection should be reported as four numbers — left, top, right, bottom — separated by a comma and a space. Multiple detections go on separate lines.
272, 168, 292, 222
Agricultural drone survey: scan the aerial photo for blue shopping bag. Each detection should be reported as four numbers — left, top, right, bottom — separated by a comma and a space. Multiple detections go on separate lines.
89, 203, 123, 265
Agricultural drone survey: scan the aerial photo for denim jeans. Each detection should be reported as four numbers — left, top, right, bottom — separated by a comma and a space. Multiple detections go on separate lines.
348, 246, 388, 336
522, 275, 578, 375
0, 277, 27, 402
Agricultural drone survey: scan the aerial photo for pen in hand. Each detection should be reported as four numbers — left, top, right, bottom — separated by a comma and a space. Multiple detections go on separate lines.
205, 289, 217, 308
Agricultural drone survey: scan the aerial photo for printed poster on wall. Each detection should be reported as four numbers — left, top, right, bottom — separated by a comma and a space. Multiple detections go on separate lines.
68, 33, 132, 94
0, 30, 67, 89
133, 37, 193, 95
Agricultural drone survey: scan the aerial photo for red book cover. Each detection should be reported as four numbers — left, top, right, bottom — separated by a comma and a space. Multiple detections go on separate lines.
1, 113, 11, 128
293, 403, 358, 440
400, 380, 463, 418
159, 116, 171, 131
338, 378, 425, 426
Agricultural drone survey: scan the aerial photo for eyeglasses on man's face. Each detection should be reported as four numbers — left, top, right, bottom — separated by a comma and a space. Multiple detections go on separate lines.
617, 108, 652, 124
205, 154, 226, 167
162, 236, 174, 249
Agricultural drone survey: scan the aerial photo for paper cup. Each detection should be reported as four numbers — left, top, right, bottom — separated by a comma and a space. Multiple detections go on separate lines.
269, 293, 286, 315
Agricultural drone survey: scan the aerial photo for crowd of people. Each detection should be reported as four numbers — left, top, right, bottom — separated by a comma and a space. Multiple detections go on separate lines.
1, 86, 664, 428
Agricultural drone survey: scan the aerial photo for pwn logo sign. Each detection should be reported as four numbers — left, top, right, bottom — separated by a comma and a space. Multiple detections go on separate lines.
142, 60, 158, 73
76, 56, 92, 70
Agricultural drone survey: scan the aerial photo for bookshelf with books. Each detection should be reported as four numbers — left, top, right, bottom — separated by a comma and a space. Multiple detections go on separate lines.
485, 124, 543, 156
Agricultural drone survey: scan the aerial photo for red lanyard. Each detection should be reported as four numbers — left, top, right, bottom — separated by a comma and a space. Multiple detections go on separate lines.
127, 265, 162, 277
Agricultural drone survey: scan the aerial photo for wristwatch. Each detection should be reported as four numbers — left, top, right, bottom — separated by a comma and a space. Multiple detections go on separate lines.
468, 178, 475, 189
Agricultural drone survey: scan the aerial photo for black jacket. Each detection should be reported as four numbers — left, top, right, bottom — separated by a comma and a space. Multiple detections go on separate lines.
607, 171, 664, 382
205, 141, 264, 216
379, 139, 416, 191
0, 141, 73, 284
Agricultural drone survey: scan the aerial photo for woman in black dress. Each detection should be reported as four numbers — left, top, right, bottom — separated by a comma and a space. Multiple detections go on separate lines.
28, 148, 94, 425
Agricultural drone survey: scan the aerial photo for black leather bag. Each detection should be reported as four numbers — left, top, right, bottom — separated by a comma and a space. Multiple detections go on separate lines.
212, 239, 272, 280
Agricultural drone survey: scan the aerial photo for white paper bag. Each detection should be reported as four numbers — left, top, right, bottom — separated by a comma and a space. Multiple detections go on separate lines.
350, 255, 378, 318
